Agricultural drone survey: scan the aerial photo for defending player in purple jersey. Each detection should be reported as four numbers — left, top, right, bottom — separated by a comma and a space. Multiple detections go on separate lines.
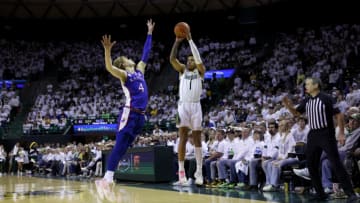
95, 19, 155, 201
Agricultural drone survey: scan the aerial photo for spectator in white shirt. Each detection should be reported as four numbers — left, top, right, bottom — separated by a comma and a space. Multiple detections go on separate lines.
0, 144, 6, 175
152, 124, 164, 136
204, 129, 227, 184
263, 120, 296, 191
224, 110, 236, 126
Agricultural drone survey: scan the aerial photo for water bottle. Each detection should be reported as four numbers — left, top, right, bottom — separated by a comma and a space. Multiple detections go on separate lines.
228, 148, 234, 159
284, 182, 289, 193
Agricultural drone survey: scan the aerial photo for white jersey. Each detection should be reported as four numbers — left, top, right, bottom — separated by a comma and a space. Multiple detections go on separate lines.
179, 69, 203, 102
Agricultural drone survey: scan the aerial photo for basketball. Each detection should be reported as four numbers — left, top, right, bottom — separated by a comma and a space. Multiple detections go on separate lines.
174, 22, 190, 38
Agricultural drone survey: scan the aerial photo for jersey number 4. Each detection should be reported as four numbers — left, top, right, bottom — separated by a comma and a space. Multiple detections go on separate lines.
138, 83, 144, 92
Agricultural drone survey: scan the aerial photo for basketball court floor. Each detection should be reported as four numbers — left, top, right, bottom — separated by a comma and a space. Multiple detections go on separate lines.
0, 175, 353, 202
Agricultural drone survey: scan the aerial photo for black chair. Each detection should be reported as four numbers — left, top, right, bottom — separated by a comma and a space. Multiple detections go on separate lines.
279, 142, 309, 191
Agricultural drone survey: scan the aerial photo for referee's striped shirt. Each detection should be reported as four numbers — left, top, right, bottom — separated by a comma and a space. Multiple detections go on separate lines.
296, 92, 340, 130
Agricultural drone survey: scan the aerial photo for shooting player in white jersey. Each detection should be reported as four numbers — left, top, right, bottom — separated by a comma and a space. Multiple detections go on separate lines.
170, 31, 206, 186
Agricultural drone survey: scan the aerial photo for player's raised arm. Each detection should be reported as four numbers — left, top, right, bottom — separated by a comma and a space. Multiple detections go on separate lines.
170, 37, 186, 74
101, 35, 126, 82
137, 19, 155, 74
186, 32, 206, 78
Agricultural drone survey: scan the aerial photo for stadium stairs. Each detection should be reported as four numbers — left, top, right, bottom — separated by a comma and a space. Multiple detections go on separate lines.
2, 55, 61, 139
3, 78, 53, 139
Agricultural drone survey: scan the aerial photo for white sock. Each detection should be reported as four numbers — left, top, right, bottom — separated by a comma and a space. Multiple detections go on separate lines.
103, 171, 114, 183
178, 161, 185, 172
195, 147, 203, 174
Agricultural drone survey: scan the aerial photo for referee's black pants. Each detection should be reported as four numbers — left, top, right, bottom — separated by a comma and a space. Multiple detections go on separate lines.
306, 128, 355, 197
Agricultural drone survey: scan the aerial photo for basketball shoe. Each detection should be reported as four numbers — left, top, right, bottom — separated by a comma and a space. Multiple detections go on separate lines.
95, 179, 115, 201
172, 170, 189, 186
194, 170, 203, 186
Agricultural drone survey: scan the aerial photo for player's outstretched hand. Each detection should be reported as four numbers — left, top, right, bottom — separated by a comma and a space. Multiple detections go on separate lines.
101, 35, 116, 50
147, 19, 155, 34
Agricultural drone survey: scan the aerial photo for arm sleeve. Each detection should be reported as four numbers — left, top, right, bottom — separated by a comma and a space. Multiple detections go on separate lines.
188, 39, 203, 64
141, 34, 152, 63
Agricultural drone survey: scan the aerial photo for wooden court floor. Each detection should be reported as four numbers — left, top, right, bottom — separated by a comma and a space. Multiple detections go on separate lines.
0, 175, 352, 203
0, 175, 273, 203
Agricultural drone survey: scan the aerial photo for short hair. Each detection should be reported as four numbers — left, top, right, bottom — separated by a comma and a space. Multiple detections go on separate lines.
306, 77, 322, 90
113, 56, 127, 69
297, 116, 307, 123
216, 129, 225, 135
268, 121, 278, 129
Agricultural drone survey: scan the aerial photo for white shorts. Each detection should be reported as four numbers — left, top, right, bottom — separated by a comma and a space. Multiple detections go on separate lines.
177, 102, 202, 131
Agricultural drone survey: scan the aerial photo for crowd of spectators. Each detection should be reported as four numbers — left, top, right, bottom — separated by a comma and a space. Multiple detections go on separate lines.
176, 36, 257, 70
60, 39, 166, 76
1, 106, 360, 199
0, 84, 20, 128
0, 24, 358, 147
205, 24, 360, 129
0, 140, 113, 177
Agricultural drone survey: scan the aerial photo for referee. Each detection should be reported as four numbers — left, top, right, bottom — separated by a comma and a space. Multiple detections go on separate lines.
283, 77, 357, 202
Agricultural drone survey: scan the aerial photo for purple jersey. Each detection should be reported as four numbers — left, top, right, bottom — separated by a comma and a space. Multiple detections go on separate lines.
122, 70, 148, 111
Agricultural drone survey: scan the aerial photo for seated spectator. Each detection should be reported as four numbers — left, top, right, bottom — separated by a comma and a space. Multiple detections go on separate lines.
153, 124, 164, 136
262, 120, 297, 192
204, 129, 227, 186
0, 144, 6, 176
